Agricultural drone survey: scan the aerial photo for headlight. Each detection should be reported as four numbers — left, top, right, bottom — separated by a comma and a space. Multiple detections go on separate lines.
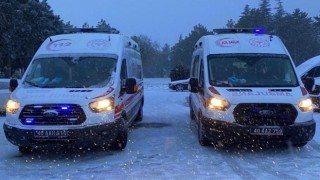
6, 100, 20, 114
298, 98, 313, 112
89, 98, 114, 113
207, 97, 230, 111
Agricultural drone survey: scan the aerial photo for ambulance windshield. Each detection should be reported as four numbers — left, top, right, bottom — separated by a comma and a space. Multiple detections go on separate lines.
24, 56, 117, 88
208, 54, 299, 87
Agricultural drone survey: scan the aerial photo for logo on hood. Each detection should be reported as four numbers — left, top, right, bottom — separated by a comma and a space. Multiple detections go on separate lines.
259, 109, 274, 116
43, 110, 59, 118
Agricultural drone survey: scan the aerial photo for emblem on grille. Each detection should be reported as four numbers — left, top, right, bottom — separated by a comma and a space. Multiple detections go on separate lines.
259, 110, 274, 116
43, 110, 59, 117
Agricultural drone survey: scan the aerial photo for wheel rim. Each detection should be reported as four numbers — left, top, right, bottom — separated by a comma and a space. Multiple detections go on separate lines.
176, 84, 183, 91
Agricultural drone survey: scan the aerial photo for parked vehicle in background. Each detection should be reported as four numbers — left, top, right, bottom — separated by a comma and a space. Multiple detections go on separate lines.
169, 78, 189, 91
189, 28, 315, 148
0, 79, 10, 114
296, 55, 320, 111
3, 28, 144, 153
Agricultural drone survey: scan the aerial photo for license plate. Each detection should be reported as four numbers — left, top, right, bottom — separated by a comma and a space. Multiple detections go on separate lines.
34, 130, 69, 138
250, 127, 283, 136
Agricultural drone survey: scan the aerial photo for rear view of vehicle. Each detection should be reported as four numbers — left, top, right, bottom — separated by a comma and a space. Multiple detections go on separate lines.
189, 28, 316, 147
3, 28, 144, 153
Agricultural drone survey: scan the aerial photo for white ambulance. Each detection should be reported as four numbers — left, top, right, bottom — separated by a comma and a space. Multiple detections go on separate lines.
189, 28, 315, 147
4, 28, 144, 153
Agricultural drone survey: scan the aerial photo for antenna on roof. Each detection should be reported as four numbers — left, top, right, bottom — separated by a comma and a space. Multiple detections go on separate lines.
49, 36, 52, 42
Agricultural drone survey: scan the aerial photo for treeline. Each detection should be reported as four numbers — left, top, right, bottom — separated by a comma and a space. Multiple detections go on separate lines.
170, 0, 320, 78
0, 0, 63, 77
0, 0, 320, 78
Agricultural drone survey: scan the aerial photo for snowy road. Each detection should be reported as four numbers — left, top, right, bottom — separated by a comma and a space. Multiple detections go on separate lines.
0, 78, 320, 179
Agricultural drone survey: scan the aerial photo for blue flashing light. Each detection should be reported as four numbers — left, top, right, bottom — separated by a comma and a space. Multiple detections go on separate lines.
253, 28, 265, 34
25, 118, 34, 124
61, 106, 69, 110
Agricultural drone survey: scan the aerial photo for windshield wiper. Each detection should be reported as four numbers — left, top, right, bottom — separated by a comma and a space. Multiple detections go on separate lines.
23, 80, 41, 87
65, 85, 86, 88
211, 80, 229, 86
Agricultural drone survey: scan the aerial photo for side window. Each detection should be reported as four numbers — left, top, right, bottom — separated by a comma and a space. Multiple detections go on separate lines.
120, 59, 127, 95
199, 59, 204, 88
192, 55, 200, 77
306, 67, 316, 78
313, 66, 320, 77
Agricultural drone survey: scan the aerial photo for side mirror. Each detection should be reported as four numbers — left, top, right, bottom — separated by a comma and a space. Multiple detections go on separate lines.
125, 78, 137, 94
303, 77, 314, 92
189, 78, 199, 93
9, 79, 18, 92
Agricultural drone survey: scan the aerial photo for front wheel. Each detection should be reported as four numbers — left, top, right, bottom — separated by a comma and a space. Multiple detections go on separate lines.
110, 129, 128, 150
134, 105, 143, 122
19, 146, 32, 154
292, 142, 307, 148
175, 84, 184, 91
190, 106, 195, 120
198, 120, 211, 146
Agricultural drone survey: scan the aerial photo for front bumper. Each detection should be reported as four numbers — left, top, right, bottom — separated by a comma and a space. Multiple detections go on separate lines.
3, 119, 125, 148
201, 117, 316, 145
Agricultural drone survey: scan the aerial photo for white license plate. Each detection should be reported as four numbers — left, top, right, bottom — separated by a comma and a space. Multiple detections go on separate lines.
250, 127, 283, 136
34, 130, 69, 138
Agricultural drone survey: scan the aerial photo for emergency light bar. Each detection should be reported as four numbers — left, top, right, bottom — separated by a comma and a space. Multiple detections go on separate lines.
213, 28, 265, 34
63, 28, 120, 34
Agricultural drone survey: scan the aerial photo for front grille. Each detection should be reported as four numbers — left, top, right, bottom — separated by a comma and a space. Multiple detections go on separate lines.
19, 104, 86, 125
233, 103, 297, 126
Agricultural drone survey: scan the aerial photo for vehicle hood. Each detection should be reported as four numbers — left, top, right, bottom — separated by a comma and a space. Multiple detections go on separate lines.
214, 87, 305, 105
296, 55, 320, 77
11, 87, 114, 105
169, 79, 189, 85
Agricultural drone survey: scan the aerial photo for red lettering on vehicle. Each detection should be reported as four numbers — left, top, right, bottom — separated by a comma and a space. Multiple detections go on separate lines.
46, 39, 72, 51
249, 38, 270, 47
231, 91, 293, 96
215, 38, 240, 47
87, 39, 111, 50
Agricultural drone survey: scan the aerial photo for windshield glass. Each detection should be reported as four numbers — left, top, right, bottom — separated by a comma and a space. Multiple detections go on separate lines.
24, 56, 117, 88
208, 54, 299, 87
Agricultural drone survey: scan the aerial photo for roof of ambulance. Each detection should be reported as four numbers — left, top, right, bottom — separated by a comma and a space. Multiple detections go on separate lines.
198, 33, 289, 55
35, 33, 134, 56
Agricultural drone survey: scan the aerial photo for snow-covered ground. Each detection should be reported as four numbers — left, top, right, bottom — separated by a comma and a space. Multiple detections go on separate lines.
0, 78, 320, 179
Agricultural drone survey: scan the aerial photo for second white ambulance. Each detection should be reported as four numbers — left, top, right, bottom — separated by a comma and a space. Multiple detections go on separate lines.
189, 28, 315, 147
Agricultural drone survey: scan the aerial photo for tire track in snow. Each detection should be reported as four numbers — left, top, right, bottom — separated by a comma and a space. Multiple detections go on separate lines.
305, 140, 320, 153
221, 153, 257, 180
240, 153, 298, 180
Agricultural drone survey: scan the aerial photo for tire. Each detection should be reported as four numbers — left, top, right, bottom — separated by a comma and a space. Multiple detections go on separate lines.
198, 119, 211, 146
110, 129, 128, 150
134, 105, 143, 122
175, 84, 184, 91
190, 106, 195, 120
292, 142, 307, 147
19, 146, 32, 154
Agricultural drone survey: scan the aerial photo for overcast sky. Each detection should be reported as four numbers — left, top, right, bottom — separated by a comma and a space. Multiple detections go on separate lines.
46, 0, 319, 46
